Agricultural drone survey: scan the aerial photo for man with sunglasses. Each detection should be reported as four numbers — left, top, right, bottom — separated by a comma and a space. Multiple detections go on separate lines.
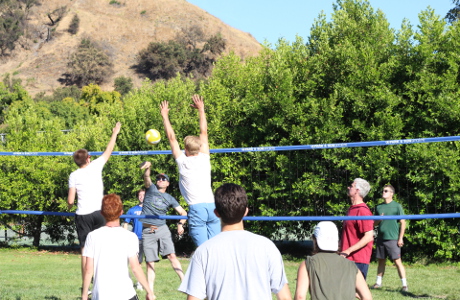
373, 184, 408, 292
139, 161, 187, 297
67, 121, 121, 292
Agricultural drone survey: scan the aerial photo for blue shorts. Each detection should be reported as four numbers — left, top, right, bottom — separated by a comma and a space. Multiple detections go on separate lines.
355, 263, 369, 279
188, 202, 221, 246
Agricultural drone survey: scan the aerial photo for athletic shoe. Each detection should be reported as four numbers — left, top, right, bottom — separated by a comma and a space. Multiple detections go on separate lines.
402, 286, 408, 292
136, 282, 143, 291
372, 284, 381, 289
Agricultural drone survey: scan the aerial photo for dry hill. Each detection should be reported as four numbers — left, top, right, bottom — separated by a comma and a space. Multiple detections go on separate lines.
0, 0, 262, 96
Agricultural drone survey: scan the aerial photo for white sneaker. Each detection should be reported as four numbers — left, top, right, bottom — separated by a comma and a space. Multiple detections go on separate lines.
136, 282, 143, 291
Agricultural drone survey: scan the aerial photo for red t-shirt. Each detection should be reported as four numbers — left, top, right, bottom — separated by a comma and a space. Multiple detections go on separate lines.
341, 202, 374, 264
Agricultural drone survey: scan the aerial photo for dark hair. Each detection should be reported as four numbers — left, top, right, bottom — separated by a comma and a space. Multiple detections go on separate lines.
101, 194, 123, 222
384, 184, 395, 194
137, 189, 145, 196
214, 183, 247, 225
73, 149, 89, 167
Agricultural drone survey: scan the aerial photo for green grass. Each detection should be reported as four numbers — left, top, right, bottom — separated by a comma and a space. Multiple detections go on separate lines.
0, 248, 459, 299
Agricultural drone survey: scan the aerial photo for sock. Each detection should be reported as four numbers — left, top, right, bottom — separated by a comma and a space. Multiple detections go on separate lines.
401, 278, 407, 286
376, 276, 382, 285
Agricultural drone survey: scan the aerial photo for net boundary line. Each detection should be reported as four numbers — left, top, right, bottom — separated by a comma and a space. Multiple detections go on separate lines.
1, 210, 459, 221
1, 136, 460, 156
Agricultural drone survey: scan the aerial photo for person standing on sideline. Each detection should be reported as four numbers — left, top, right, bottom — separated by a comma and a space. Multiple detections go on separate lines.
373, 184, 408, 292
294, 221, 372, 300
160, 94, 220, 247
67, 122, 121, 289
123, 189, 146, 290
140, 161, 187, 296
340, 178, 374, 280
179, 183, 291, 300
82, 193, 154, 300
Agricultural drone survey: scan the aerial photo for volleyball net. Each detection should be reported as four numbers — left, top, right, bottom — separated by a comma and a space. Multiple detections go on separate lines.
1, 135, 459, 259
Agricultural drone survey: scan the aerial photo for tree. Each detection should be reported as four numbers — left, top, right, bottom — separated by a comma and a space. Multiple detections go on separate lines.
66, 39, 113, 87
446, 0, 460, 23
135, 40, 188, 81
134, 33, 226, 81
114, 76, 133, 96
0, 2, 25, 56
202, 33, 226, 56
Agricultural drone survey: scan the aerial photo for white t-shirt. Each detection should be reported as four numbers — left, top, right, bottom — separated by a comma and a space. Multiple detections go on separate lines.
176, 152, 214, 205
68, 156, 106, 215
83, 226, 138, 300
178, 230, 288, 300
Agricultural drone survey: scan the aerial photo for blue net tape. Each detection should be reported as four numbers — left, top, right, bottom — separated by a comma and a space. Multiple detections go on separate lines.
1, 136, 460, 156
1, 210, 459, 221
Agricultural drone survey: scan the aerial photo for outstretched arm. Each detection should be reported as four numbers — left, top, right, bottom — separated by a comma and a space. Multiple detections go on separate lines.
160, 101, 182, 159
140, 161, 153, 188
190, 94, 210, 155
101, 122, 122, 162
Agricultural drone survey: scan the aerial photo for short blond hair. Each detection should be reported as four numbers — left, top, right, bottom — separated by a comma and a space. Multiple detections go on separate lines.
184, 136, 201, 156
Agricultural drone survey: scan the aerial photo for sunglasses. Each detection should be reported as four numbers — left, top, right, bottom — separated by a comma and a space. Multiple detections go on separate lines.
156, 177, 168, 182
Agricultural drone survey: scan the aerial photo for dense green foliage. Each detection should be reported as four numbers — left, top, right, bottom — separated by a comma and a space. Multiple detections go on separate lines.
1, 0, 459, 261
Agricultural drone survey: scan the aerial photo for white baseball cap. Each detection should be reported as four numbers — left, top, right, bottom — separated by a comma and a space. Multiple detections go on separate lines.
313, 221, 339, 251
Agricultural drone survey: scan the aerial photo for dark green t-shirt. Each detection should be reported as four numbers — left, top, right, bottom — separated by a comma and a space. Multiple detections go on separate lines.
375, 200, 405, 240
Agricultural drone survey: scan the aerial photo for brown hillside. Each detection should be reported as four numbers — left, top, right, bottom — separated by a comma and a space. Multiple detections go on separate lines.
0, 0, 262, 96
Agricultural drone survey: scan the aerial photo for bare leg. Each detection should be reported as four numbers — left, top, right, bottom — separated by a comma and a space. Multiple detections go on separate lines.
393, 258, 406, 279
146, 261, 156, 293
81, 247, 86, 284
377, 258, 386, 277
167, 253, 184, 281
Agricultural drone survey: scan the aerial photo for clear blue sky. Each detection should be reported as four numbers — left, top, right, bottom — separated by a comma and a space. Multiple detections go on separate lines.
187, 0, 454, 45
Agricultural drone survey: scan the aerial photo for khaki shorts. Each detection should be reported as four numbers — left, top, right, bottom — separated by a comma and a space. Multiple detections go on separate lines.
142, 224, 175, 262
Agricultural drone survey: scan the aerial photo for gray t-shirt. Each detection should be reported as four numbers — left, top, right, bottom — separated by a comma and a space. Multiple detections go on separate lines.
178, 230, 288, 300
140, 185, 179, 226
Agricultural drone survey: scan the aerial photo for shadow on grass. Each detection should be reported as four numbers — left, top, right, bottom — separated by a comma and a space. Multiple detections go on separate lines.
376, 286, 446, 299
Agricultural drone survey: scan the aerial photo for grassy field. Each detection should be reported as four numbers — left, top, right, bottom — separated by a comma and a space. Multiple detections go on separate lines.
1, 248, 459, 300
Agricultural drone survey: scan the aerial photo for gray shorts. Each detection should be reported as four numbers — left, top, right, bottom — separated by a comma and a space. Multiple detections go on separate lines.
376, 239, 401, 260
142, 225, 175, 262
138, 239, 144, 264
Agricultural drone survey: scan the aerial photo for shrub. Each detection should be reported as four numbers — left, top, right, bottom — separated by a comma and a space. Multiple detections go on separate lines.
66, 38, 113, 87
114, 76, 133, 96
67, 14, 80, 35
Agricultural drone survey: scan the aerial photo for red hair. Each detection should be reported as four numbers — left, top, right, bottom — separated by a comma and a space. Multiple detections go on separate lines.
101, 194, 123, 222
